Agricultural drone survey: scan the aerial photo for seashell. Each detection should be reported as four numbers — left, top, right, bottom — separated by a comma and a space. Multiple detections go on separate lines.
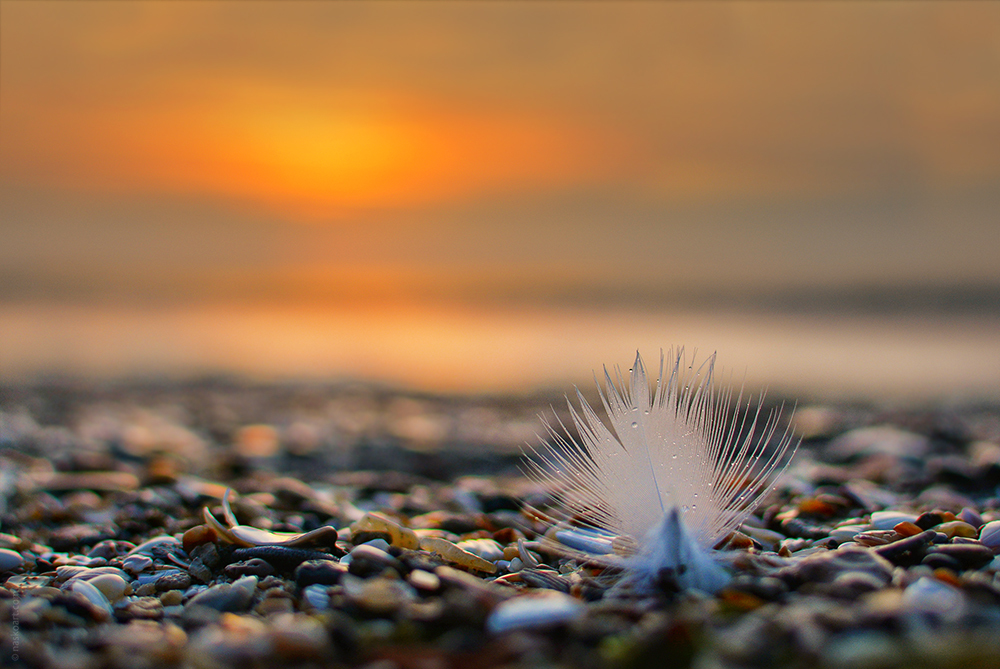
418, 536, 497, 574
977, 520, 1000, 550
203, 488, 339, 549
85, 573, 131, 601
66, 578, 115, 619
349, 512, 419, 549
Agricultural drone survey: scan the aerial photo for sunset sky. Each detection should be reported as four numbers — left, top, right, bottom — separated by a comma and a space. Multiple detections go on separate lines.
2, 2, 999, 396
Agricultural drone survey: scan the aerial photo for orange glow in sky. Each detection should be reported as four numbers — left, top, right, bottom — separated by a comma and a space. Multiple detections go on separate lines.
3, 82, 633, 220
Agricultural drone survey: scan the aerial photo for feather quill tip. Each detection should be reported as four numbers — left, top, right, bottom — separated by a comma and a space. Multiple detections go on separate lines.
526, 348, 798, 594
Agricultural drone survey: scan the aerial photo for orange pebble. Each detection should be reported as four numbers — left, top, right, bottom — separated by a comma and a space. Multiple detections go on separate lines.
932, 568, 962, 588
798, 498, 837, 516
893, 521, 923, 537
182, 524, 218, 553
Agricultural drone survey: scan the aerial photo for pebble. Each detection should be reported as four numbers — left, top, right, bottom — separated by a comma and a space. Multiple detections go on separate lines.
342, 574, 416, 615
934, 520, 978, 538
958, 507, 983, 528
924, 543, 995, 569
486, 591, 585, 634
184, 575, 258, 613
224, 558, 275, 578
5, 386, 1000, 668
294, 559, 347, 587
456, 537, 505, 561
346, 544, 402, 577
901, 576, 966, 619
780, 545, 893, 586
0, 548, 24, 571
122, 554, 154, 575
156, 570, 193, 591
301, 584, 331, 610
869, 510, 918, 530
66, 579, 114, 620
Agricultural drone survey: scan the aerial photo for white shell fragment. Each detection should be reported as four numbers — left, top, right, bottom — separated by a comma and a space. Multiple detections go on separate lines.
203, 488, 339, 548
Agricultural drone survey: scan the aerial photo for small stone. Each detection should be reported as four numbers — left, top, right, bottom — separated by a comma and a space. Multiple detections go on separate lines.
295, 559, 346, 588
122, 554, 154, 575
456, 538, 505, 561
869, 511, 918, 531
924, 543, 995, 569
234, 424, 280, 458
343, 574, 416, 615
301, 584, 330, 610
87, 540, 134, 560
408, 569, 441, 592
66, 579, 114, 620
780, 545, 894, 586
935, 520, 978, 539
268, 613, 330, 660
901, 576, 966, 619
0, 548, 24, 572
486, 591, 584, 635
224, 558, 275, 579
160, 589, 184, 607
182, 525, 218, 554
958, 507, 983, 528
827, 426, 930, 459
915, 512, 947, 530
156, 571, 193, 592
873, 530, 937, 565
892, 521, 923, 537
347, 544, 402, 577
184, 575, 258, 613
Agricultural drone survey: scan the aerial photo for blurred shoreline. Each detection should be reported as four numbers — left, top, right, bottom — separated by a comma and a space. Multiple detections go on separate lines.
2, 297, 998, 404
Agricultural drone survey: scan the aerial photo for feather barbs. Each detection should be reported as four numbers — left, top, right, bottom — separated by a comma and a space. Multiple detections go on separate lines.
525, 347, 798, 590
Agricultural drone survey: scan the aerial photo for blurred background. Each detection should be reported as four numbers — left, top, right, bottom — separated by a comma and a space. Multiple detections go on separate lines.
2, 1, 999, 402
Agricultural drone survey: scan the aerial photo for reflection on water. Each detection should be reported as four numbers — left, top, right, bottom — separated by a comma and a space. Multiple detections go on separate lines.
1, 301, 998, 401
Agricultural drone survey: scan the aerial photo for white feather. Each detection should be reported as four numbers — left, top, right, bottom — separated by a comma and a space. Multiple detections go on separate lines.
526, 348, 798, 593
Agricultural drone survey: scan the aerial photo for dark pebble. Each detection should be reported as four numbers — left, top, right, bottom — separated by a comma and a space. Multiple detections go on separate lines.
920, 553, 963, 571
347, 544, 402, 577
155, 570, 193, 592
725, 575, 788, 602
915, 512, 946, 530
229, 546, 339, 571
925, 543, 995, 569
295, 559, 348, 587
777, 517, 829, 540
874, 530, 937, 564
87, 540, 135, 560
225, 558, 275, 578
